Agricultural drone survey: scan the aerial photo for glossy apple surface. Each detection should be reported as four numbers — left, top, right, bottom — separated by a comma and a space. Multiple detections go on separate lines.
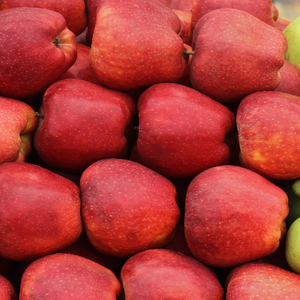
185, 165, 288, 267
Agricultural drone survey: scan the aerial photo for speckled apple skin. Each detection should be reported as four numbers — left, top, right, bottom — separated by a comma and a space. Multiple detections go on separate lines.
0, 162, 82, 261
184, 165, 288, 267
0, 7, 77, 98
121, 248, 224, 300
190, 8, 287, 103
0, 96, 38, 164
90, 0, 187, 91
275, 60, 300, 97
33, 78, 136, 173
191, 0, 278, 32
225, 262, 300, 299
237, 91, 300, 180
136, 82, 236, 179
0, 0, 87, 36
80, 158, 181, 257
58, 44, 102, 85
19, 253, 122, 300
0, 274, 17, 300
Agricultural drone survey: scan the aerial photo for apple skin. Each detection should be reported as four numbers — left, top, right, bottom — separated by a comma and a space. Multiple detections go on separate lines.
0, 162, 82, 261
0, 7, 77, 99
225, 262, 300, 299
80, 158, 181, 257
276, 17, 291, 31
237, 91, 300, 180
283, 16, 300, 69
0, 96, 38, 164
121, 249, 223, 300
85, 0, 172, 45
0, 274, 17, 300
135, 82, 236, 179
59, 231, 126, 277
34, 78, 136, 173
184, 165, 289, 268
275, 60, 300, 97
169, 0, 193, 12
286, 217, 300, 273
173, 9, 192, 45
191, 0, 278, 33
190, 8, 287, 104
57, 43, 103, 85
89, 0, 187, 91
0, 0, 87, 36
19, 253, 122, 300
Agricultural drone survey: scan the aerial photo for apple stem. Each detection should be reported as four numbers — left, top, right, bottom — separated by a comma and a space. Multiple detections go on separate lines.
35, 112, 44, 119
184, 49, 195, 55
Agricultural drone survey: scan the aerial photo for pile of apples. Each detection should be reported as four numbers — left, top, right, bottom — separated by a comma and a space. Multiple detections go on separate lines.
2, 0, 300, 299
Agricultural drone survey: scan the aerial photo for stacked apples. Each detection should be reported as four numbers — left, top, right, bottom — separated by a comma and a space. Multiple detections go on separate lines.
1, 0, 300, 299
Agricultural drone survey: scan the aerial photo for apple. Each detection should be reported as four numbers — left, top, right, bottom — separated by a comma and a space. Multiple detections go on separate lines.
120, 248, 224, 299
190, 8, 287, 104
134, 82, 236, 179
19, 253, 122, 299
0, 96, 38, 165
0, 7, 77, 99
237, 91, 300, 180
286, 217, 300, 273
0, 0, 87, 36
80, 158, 181, 257
57, 43, 102, 85
0, 162, 82, 261
59, 231, 126, 276
283, 16, 300, 69
184, 165, 289, 268
275, 60, 300, 97
0, 274, 17, 300
169, 0, 192, 12
34, 78, 136, 173
173, 9, 192, 45
225, 262, 300, 299
276, 17, 291, 31
89, 0, 187, 91
191, 0, 278, 33
85, 0, 173, 45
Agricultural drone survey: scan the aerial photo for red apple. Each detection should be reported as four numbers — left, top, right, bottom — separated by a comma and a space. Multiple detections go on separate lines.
135, 82, 236, 179
237, 91, 300, 180
0, 96, 38, 165
169, 0, 192, 12
89, 0, 187, 91
173, 9, 192, 45
85, 0, 172, 45
19, 253, 122, 299
57, 43, 102, 85
191, 0, 278, 33
34, 78, 136, 173
0, 274, 17, 300
275, 60, 300, 97
225, 262, 300, 299
120, 248, 224, 299
190, 8, 287, 104
59, 231, 126, 276
0, 162, 82, 261
276, 17, 291, 31
0, 0, 87, 36
184, 165, 289, 267
0, 7, 77, 99
80, 158, 181, 257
